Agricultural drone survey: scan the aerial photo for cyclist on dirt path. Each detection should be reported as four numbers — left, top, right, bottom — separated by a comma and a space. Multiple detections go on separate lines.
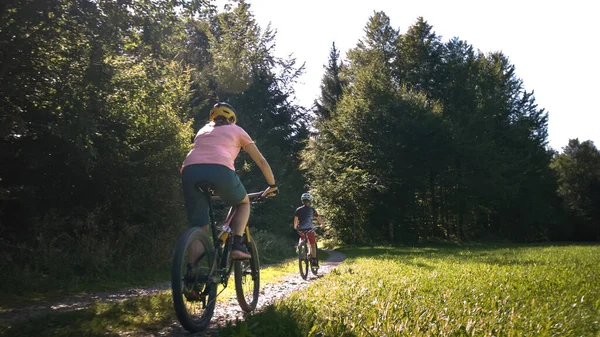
180, 102, 278, 260
294, 192, 324, 266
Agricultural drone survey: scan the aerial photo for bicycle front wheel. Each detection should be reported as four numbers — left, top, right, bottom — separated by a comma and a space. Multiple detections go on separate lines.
234, 239, 260, 312
298, 242, 309, 280
171, 227, 216, 332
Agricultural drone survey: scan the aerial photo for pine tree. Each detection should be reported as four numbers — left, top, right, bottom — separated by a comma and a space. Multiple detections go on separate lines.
395, 17, 444, 97
315, 42, 345, 120
186, 0, 310, 233
303, 13, 557, 243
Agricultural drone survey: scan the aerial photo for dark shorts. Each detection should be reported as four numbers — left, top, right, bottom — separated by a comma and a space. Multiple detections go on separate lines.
181, 164, 247, 227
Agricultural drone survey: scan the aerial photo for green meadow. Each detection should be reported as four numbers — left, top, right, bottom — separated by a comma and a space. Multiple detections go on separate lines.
219, 244, 600, 337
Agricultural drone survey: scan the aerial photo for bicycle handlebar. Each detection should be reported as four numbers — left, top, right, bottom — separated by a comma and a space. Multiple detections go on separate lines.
247, 191, 264, 199
210, 189, 275, 202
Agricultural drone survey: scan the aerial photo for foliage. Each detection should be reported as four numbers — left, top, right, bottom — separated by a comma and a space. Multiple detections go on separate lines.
303, 14, 563, 243
551, 139, 600, 240
0, 0, 308, 295
1, 0, 597, 306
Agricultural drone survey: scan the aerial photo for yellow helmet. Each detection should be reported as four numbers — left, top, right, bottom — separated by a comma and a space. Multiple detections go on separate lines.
209, 102, 237, 124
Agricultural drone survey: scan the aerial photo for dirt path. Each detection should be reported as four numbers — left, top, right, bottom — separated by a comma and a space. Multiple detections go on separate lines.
130, 250, 346, 336
0, 250, 346, 335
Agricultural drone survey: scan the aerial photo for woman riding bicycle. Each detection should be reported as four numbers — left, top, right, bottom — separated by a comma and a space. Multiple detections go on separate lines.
294, 192, 324, 266
180, 102, 278, 259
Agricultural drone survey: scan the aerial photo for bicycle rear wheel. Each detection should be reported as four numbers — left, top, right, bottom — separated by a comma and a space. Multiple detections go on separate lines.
298, 242, 309, 280
234, 239, 260, 312
171, 227, 216, 332
310, 241, 319, 276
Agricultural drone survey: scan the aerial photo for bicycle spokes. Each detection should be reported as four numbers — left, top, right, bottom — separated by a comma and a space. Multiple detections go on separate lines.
172, 228, 217, 332
238, 261, 253, 297
234, 241, 260, 312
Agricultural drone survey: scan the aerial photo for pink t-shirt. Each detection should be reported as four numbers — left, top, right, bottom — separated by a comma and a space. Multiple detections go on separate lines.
182, 123, 254, 171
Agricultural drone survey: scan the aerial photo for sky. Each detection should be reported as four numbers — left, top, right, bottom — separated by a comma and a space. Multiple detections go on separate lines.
220, 0, 599, 151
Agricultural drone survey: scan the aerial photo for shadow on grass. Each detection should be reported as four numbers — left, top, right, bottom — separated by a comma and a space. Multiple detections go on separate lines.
0, 294, 174, 337
218, 304, 357, 337
0, 266, 170, 310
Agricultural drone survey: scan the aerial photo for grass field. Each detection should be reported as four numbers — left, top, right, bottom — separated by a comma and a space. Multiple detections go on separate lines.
219, 243, 600, 337
3, 244, 599, 337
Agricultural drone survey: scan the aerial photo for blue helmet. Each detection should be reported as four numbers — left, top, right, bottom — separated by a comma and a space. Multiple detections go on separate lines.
301, 193, 313, 202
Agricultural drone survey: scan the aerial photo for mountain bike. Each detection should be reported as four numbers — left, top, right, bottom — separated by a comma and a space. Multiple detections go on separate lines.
171, 184, 273, 332
297, 228, 319, 280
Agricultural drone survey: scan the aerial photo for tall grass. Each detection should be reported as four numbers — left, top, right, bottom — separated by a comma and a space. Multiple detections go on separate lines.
252, 229, 298, 265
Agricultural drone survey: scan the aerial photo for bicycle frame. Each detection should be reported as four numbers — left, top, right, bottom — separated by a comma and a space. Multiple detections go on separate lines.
202, 189, 259, 287
297, 228, 319, 278
297, 230, 315, 249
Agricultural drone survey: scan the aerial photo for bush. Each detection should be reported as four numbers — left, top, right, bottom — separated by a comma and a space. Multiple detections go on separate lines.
251, 230, 297, 265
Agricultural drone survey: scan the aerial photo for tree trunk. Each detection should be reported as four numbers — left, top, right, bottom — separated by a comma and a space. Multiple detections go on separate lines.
457, 159, 466, 240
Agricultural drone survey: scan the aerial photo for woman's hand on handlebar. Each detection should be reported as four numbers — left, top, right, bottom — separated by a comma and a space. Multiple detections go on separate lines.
261, 185, 278, 198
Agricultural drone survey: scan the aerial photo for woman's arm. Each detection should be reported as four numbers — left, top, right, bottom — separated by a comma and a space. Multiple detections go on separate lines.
243, 143, 276, 186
